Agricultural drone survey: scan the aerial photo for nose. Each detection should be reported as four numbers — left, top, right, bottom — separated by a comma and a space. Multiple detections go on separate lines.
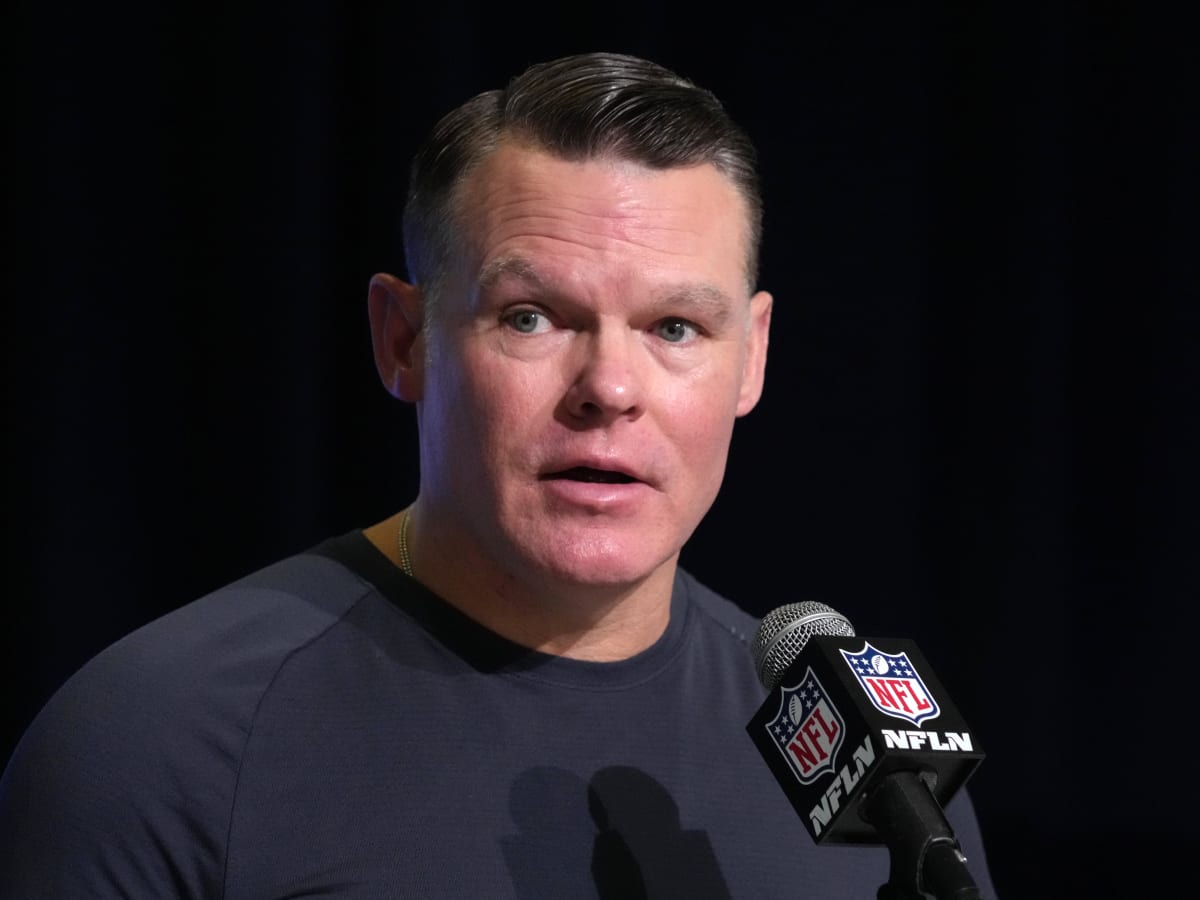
564, 328, 644, 423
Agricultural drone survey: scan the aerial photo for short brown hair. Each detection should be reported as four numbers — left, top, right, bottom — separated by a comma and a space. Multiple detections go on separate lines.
402, 52, 763, 308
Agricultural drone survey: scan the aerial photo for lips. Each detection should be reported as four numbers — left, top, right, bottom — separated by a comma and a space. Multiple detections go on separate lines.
544, 466, 639, 484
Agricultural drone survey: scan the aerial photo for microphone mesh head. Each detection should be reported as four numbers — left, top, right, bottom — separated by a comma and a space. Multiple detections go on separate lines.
751, 601, 856, 691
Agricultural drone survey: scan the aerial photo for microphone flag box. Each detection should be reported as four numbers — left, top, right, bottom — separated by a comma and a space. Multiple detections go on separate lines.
746, 636, 985, 845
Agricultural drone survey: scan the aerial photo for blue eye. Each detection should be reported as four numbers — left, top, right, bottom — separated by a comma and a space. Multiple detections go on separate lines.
506, 310, 548, 334
655, 318, 699, 343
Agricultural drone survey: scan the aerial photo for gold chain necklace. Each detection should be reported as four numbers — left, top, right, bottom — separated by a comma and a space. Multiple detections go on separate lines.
396, 509, 413, 577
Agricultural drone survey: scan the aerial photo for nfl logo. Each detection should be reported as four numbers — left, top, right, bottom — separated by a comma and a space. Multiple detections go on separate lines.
840, 642, 941, 726
764, 667, 846, 785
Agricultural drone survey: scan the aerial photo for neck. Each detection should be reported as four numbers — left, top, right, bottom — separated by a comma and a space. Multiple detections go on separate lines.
364, 505, 677, 661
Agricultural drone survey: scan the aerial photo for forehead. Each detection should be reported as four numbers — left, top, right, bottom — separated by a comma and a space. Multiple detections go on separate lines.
452, 142, 753, 291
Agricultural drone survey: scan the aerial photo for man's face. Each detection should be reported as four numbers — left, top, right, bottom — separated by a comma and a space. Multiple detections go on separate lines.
416, 141, 771, 592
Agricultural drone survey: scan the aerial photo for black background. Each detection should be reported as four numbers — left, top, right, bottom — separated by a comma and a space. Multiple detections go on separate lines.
5, 3, 1198, 897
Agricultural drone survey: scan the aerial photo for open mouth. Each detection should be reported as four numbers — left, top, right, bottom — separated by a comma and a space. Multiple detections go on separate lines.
544, 466, 638, 484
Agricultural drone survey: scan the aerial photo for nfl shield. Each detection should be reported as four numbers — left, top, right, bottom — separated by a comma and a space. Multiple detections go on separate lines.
764, 666, 846, 785
840, 642, 941, 726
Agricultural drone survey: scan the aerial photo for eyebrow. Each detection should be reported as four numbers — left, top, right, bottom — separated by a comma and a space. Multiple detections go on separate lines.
477, 254, 738, 327
477, 255, 547, 292
655, 283, 737, 328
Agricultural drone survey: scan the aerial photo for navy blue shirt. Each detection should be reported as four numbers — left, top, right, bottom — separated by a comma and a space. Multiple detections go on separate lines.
0, 532, 998, 898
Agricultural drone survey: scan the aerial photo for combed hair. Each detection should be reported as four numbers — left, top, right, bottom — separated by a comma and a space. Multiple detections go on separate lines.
401, 52, 763, 309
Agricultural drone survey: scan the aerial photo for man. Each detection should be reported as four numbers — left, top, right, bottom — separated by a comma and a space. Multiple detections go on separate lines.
1, 52, 998, 897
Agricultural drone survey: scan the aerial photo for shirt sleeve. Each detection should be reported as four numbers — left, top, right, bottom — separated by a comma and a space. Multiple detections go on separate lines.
0, 634, 236, 899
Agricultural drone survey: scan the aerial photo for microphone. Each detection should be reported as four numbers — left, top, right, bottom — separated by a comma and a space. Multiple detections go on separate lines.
746, 602, 986, 900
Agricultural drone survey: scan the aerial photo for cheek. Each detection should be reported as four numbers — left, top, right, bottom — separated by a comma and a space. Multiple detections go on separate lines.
455, 353, 558, 447
664, 386, 739, 475
676, 374, 739, 472
688, 416, 737, 470
672, 365, 743, 430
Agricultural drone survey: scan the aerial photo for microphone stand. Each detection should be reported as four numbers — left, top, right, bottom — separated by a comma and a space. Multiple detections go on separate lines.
861, 770, 983, 900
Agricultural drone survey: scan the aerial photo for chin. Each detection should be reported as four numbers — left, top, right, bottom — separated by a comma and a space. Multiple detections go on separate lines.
523, 536, 678, 591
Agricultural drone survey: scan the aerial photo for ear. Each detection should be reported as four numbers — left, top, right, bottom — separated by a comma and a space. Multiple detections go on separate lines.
735, 290, 772, 416
367, 272, 425, 401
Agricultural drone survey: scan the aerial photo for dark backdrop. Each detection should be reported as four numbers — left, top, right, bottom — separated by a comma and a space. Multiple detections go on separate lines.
5, 3, 1198, 898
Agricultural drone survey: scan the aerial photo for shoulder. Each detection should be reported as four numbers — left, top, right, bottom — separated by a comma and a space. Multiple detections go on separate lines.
19, 545, 379, 768
0, 539, 376, 896
668, 568, 770, 710
69, 547, 376, 717
674, 567, 761, 648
